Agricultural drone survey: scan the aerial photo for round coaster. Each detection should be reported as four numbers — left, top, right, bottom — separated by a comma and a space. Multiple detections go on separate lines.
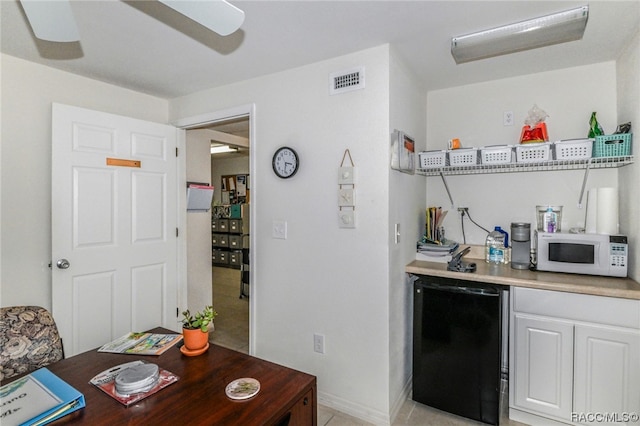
225, 378, 260, 400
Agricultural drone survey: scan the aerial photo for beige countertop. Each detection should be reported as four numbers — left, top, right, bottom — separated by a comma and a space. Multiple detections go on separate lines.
407, 246, 640, 300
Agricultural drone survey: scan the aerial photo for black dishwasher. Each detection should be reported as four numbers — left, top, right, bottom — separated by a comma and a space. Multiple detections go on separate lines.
413, 275, 504, 425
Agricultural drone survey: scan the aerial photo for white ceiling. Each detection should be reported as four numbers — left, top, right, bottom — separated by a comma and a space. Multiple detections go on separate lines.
2, 1, 639, 100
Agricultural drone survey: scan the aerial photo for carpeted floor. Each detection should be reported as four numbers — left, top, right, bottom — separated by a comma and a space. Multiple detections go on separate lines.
209, 266, 249, 353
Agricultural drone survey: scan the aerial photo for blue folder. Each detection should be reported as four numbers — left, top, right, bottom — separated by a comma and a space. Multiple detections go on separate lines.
0, 367, 85, 426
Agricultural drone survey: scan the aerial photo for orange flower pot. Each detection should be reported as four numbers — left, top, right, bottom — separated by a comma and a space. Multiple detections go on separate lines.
182, 327, 208, 351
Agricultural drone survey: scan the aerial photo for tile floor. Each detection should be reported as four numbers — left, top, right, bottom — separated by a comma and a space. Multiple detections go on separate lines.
210, 266, 527, 426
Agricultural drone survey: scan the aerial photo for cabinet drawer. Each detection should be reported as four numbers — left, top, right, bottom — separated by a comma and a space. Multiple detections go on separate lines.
228, 235, 243, 249
211, 234, 226, 247
512, 287, 640, 329
212, 233, 228, 247
229, 219, 242, 233
229, 250, 242, 265
212, 249, 229, 264
217, 219, 229, 232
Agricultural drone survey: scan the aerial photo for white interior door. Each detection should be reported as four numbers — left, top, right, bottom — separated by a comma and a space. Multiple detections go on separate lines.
52, 103, 179, 356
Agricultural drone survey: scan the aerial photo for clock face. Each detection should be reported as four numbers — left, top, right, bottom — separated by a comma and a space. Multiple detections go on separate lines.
272, 147, 299, 179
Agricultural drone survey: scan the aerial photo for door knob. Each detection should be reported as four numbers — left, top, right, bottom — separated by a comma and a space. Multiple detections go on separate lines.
56, 259, 70, 269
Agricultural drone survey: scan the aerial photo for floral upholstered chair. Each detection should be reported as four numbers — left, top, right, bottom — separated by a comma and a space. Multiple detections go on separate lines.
0, 306, 64, 380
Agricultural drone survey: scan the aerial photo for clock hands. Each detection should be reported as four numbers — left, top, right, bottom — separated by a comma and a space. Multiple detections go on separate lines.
273, 147, 299, 178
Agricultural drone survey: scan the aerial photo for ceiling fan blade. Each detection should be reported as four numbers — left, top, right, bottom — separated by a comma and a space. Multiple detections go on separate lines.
20, 0, 80, 42
159, 0, 245, 36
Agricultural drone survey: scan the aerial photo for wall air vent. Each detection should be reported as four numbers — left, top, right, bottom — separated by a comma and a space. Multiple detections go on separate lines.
329, 66, 365, 95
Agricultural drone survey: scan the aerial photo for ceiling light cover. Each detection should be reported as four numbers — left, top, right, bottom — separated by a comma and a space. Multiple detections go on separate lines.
210, 145, 238, 154
451, 5, 589, 64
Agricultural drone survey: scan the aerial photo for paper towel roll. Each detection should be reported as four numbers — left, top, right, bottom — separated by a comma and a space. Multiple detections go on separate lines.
585, 188, 598, 233
596, 187, 618, 235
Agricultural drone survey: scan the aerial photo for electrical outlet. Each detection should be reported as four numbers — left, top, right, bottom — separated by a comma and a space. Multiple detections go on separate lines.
313, 333, 325, 354
457, 207, 468, 213
503, 111, 514, 126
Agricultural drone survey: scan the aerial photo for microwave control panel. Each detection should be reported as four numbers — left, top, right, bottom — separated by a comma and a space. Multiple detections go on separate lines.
609, 241, 628, 270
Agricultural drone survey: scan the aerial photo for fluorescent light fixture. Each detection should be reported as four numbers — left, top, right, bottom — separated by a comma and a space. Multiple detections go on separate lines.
451, 5, 589, 64
210, 145, 238, 154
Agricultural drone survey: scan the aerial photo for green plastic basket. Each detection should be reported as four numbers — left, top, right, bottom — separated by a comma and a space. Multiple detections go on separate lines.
593, 133, 632, 157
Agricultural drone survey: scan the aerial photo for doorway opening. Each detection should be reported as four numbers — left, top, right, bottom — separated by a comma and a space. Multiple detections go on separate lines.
177, 105, 255, 355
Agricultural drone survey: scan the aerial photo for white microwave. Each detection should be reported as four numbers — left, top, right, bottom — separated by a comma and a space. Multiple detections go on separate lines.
536, 232, 628, 277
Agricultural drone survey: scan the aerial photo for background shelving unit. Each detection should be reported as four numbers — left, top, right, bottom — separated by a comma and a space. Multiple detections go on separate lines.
212, 204, 250, 269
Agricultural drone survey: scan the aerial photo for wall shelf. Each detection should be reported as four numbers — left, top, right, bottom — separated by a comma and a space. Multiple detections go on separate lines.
417, 156, 633, 176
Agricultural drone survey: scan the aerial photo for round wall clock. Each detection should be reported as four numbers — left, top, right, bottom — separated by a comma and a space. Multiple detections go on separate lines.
272, 146, 299, 179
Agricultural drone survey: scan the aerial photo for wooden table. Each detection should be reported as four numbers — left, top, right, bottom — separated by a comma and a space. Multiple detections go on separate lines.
2, 328, 316, 425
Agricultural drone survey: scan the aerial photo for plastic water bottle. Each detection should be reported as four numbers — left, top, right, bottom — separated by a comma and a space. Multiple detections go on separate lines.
485, 226, 509, 264
543, 207, 557, 233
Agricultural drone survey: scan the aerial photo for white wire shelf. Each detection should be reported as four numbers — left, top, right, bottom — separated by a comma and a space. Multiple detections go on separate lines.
417, 156, 634, 176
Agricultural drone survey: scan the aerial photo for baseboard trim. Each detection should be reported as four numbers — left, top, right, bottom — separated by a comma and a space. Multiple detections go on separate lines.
318, 390, 390, 425
509, 407, 572, 425
317, 377, 412, 426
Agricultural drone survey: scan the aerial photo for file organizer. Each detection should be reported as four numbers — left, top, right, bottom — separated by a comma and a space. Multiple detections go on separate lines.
187, 183, 215, 212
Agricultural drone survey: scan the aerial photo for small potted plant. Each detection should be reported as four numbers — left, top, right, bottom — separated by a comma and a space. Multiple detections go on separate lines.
181, 305, 217, 351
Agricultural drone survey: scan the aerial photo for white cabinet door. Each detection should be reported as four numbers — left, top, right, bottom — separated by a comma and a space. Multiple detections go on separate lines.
574, 324, 640, 425
513, 314, 574, 421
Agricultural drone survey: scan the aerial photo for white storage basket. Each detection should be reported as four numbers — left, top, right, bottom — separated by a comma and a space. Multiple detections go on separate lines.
418, 150, 448, 168
448, 148, 478, 166
481, 145, 514, 165
516, 143, 551, 163
553, 139, 593, 160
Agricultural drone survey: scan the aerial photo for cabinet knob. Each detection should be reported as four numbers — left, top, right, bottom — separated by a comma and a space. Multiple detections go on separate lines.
303, 397, 308, 405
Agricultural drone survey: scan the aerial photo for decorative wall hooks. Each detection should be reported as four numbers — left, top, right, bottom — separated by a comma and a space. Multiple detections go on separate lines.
338, 149, 356, 228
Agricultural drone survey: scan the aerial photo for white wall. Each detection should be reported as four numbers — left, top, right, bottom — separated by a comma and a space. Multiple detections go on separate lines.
426, 62, 619, 248
0, 54, 168, 309
170, 45, 396, 423
617, 29, 640, 280
185, 131, 213, 313
388, 47, 426, 417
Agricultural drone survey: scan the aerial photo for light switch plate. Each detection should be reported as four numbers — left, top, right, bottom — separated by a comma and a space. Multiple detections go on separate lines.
338, 210, 355, 228
338, 166, 355, 185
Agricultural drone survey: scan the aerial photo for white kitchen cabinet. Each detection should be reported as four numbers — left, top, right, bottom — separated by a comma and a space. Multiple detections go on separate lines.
512, 314, 574, 420
574, 324, 640, 425
510, 287, 640, 426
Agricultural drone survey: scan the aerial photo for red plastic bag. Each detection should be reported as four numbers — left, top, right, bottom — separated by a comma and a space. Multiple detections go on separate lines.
520, 122, 548, 143
520, 105, 549, 143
